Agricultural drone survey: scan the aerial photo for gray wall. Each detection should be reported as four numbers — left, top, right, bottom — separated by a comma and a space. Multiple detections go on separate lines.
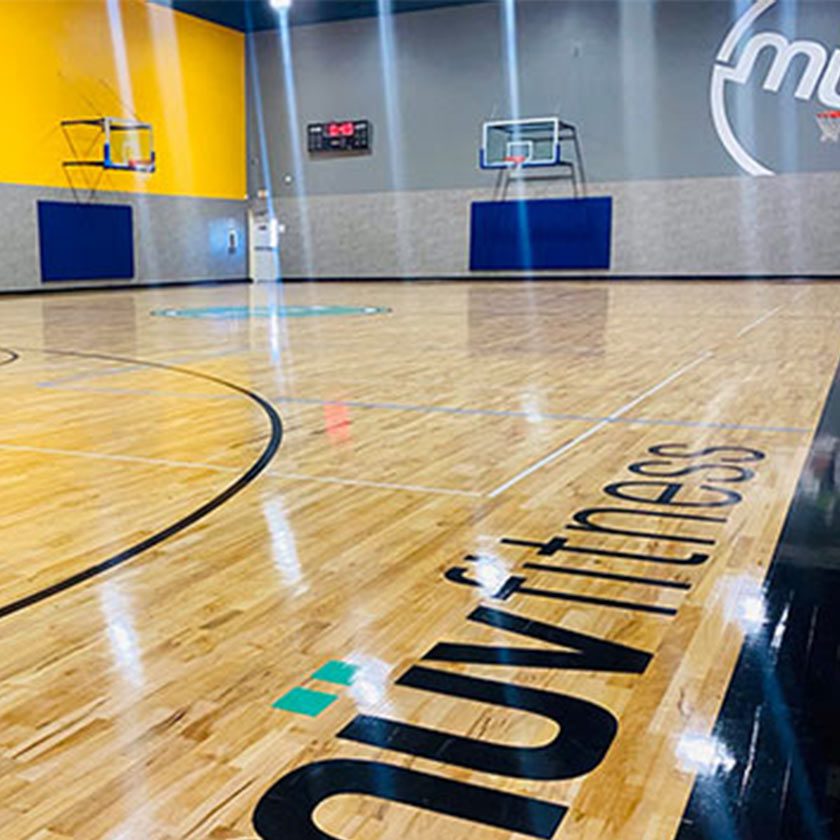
0, 184, 247, 292
248, 0, 840, 278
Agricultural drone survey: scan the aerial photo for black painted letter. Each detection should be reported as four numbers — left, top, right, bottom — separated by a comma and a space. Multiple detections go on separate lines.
339, 666, 618, 780
603, 481, 742, 508
252, 759, 566, 839
566, 506, 726, 545
424, 605, 652, 673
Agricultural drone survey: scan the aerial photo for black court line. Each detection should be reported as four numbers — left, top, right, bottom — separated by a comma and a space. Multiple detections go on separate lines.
0, 346, 283, 621
1, 278, 836, 300
0, 278, 249, 297
676, 354, 840, 840
252, 275, 840, 283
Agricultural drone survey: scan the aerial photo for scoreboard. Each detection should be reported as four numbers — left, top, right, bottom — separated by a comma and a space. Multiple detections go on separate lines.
307, 120, 371, 154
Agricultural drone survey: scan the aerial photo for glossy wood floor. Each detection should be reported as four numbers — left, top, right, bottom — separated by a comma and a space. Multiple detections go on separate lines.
0, 280, 837, 840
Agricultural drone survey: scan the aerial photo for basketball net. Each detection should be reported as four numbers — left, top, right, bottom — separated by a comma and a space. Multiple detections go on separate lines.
817, 111, 840, 143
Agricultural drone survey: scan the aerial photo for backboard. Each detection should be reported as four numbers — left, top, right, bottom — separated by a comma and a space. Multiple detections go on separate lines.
480, 117, 561, 169
62, 116, 156, 173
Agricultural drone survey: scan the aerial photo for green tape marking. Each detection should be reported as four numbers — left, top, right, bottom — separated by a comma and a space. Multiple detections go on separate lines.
311, 660, 360, 687
272, 686, 338, 717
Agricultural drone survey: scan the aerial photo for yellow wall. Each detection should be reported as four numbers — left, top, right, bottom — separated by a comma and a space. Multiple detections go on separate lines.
0, 0, 245, 200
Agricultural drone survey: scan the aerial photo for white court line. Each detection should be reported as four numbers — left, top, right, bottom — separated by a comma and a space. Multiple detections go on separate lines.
735, 305, 783, 338
488, 299, 792, 498
0, 442, 480, 498
487, 354, 712, 498
272, 470, 483, 497
0, 442, 239, 473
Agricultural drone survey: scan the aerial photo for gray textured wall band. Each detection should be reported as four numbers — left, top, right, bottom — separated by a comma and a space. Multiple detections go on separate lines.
0, 183, 247, 291
272, 171, 840, 278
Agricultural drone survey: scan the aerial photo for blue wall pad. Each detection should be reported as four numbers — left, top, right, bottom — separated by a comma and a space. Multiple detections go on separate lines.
38, 201, 135, 282
469, 196, 612, 271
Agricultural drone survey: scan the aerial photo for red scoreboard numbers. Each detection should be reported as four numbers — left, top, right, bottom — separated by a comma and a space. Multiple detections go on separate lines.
327, 121, 355, 138
307, 120, 371, 153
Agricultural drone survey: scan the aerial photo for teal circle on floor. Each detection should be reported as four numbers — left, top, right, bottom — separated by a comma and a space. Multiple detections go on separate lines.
151, 305, 389, 320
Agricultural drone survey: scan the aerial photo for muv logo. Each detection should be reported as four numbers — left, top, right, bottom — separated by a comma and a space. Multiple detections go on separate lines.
711, 0, 840, 175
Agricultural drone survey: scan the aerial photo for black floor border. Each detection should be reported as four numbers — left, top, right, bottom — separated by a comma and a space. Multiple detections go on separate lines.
0, 278, 250, 297
0, 346, 283, 621
676, 354, 840, 840
272, 275, 840, 283
1, 276, 840, 298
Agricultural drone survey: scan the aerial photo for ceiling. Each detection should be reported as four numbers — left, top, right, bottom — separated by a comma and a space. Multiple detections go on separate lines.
154, 0, 492, 32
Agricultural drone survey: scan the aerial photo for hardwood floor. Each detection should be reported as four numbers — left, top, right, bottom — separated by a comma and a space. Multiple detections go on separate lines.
0, 280, 837, 839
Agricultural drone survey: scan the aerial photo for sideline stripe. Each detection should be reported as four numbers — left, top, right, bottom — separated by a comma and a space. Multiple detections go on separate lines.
37, 384, 809, 435
271, 394, 806, 435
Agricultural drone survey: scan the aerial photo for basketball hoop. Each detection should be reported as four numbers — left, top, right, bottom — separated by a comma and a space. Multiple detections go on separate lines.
127, 158, 155, 173
504, 154, 527, 168
817, 110, 840, 143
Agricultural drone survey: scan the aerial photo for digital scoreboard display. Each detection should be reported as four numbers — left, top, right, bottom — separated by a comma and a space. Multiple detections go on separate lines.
307, 120, 371, 153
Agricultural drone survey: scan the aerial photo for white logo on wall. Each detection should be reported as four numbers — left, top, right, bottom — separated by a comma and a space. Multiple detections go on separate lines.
711, 0, 840, 176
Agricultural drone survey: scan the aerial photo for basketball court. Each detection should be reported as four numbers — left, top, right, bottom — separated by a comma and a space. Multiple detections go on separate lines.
0, 2, 838, 839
